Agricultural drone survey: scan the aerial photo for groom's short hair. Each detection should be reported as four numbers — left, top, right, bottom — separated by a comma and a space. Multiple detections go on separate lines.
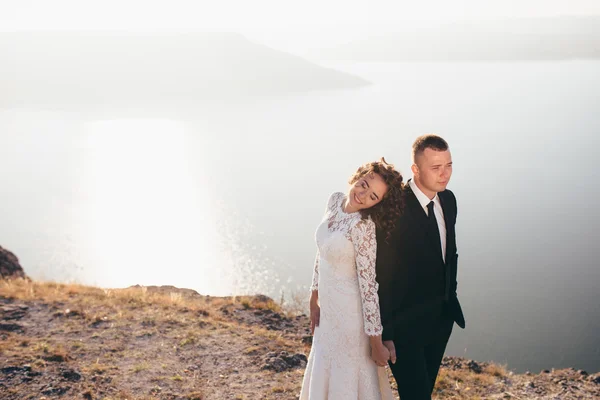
412, 134, 449, 164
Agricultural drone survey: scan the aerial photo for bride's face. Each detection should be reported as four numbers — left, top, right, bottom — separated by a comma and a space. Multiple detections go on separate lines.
347, 172, 388, 211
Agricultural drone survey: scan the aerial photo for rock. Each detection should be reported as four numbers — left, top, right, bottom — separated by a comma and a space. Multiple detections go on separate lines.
261, 351, 308, 372
197, 309, 209, 317
2, 363, 42, 384
149, 386, 161, 395
90, 316, 109, 328
0, 305, 28, 320
541, 369, 550, 374
0, 246, 27, 280
440, 356, 465, 371
301, 335, 313, 345
61, 369, 82, 381
0, 322, 24, 332
41, 386, 70, 396
261, 357, 289, 373
141, 319, 156, 327
53, 308, 85, 319
589, 373, 600, 384
43, 354, 67, 362
252, 294, 273, 304
1, 365, 32, 374
467, 360, 482, 374
279, 351, 307, 367
578, 369, 588, 376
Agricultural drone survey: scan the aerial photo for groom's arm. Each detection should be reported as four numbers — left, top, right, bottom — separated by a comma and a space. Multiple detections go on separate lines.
446, 189, 466, 328
448, 190, 459, 295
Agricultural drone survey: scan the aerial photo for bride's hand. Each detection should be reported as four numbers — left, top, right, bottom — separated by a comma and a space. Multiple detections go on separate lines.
370, 340, 391, 367
309, 292, 320, 335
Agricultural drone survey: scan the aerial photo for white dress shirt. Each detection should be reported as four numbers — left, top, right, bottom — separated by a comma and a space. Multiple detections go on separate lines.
409, 179, 447, 262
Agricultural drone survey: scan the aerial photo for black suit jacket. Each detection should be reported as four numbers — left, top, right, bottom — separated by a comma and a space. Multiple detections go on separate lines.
376, 182, 465, 345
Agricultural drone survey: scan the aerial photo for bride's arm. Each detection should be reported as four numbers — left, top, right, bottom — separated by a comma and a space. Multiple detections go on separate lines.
310, 250, 319, 292
309, 250, 320, 334
351, 219, 383, 336
351, 219, 389, 365
309, 191, 340, 295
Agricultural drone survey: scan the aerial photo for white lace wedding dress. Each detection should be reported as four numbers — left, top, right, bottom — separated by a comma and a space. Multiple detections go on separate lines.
299, 192, 394, 400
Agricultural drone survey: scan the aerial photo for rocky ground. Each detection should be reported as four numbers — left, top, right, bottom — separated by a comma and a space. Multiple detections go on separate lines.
1, 278, 599, 400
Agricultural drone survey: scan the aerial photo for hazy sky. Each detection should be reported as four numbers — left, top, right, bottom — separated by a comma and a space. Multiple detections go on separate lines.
2, 0, 600, 32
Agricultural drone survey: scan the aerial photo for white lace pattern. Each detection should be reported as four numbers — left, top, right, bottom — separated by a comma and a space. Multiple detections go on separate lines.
300, 192, 393, 400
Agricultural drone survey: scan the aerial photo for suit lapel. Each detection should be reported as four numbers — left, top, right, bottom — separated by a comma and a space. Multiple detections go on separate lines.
405, 183, 444, 262
404, 185, 427, 226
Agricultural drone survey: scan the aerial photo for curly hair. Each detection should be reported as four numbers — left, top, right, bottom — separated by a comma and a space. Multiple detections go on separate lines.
348, 157, 404, 243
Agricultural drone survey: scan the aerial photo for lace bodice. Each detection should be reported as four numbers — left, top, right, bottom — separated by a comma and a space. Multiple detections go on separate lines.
300, 192, 393, 399
310, 192, 383, 336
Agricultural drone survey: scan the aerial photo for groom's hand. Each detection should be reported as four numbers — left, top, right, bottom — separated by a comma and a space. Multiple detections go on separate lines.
383, 340, 396, 364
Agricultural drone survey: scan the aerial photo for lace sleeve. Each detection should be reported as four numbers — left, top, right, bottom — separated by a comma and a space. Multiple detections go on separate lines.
350, 218, 383, 336
310, 250, 320, 291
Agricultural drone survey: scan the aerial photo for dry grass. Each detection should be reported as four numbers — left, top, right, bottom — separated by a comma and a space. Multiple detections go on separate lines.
131, 362, 150, 373
1, 279, 208, 312
243, 346, 262, 355
233, 295, 282, 313
484, 363, 508, 377
0, 278, 213, 327
434, 367, 506, 399
3, 278, 568, 400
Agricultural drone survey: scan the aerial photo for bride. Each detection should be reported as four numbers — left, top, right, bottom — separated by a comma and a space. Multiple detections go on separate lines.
300, 158, 404, 399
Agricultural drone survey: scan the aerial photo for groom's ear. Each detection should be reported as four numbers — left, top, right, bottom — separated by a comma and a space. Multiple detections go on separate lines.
411, 164, 419, 176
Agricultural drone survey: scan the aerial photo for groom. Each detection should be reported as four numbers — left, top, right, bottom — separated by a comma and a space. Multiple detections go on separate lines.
376, 134, 465, 399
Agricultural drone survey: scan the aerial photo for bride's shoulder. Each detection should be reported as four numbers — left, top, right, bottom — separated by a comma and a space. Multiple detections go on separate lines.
354, 215, 375, 229
326, 192, 345, 209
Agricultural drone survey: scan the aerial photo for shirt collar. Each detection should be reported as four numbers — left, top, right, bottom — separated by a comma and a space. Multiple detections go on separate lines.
408, 179, 440, 211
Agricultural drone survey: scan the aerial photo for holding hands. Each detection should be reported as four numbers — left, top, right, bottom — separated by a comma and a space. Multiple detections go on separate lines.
370, 336, 396, 367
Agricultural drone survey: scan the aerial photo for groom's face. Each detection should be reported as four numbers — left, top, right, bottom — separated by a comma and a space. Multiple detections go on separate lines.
413, 148, 453, 195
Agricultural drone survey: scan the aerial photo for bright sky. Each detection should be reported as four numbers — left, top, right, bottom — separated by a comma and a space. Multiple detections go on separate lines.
1, 0, 600, 31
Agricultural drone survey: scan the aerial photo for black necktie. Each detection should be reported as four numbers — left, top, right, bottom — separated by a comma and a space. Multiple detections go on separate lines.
427, 201, 442, 256
429, 200, 450, 300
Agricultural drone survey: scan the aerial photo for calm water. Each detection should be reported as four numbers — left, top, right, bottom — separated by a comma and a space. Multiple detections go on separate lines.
1, 61, 599, 373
